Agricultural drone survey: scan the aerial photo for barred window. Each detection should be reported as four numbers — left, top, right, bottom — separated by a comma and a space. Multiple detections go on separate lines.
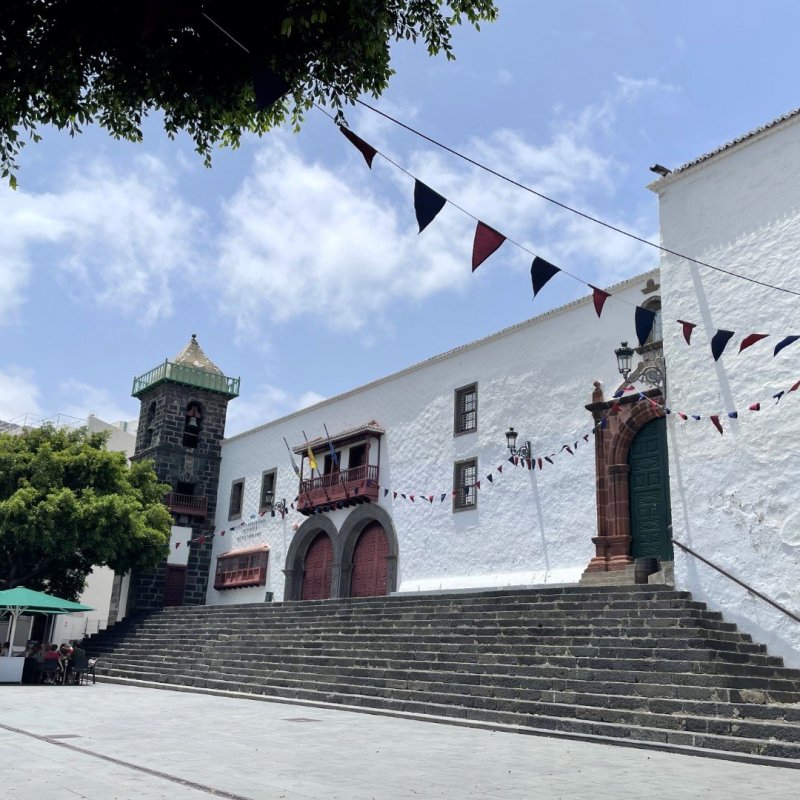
228, 478, 244, 520
454, 383, 478, 435
453, 458, 478, 512
214, 547, 269, 590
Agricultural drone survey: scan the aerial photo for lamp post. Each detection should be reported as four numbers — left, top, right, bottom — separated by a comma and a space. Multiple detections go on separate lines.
615, 341, 666, 397
505, 427, 532, 460
263, 490, 287, 517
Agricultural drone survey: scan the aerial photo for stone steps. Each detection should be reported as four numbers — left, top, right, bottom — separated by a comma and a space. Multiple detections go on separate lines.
86, 586, 800, 764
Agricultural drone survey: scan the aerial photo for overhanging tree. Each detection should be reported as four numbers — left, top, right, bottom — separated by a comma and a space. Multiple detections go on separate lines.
0, 0, 498, 185
0, 425, 172, 600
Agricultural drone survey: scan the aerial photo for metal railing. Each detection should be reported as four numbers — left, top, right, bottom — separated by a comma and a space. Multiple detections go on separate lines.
164, 492, 208, 518
299, 464, 378, 494
132, 360, 240, 398
672, 538, 800, 625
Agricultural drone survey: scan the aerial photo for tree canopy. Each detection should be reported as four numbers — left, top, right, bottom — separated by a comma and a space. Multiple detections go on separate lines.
0, 425, 172, 600
1, 0, 498, 185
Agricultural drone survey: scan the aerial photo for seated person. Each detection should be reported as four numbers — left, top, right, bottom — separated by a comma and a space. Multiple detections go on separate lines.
66, 641, 88, 684
42, 643, 64, 683
0, 641, 10, 656
22, 643, 43, 684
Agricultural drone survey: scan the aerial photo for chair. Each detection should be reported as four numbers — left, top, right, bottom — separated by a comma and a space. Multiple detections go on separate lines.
86, 656, 98, 685
67, 650, 91, 685
40, 659, 61, 685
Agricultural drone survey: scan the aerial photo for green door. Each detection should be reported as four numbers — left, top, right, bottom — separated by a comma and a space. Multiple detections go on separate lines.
628, 417, 673, 561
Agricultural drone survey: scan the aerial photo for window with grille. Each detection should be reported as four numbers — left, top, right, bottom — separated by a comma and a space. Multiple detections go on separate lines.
259, 469, 277, 512
453, 458, 478, 512
228, 478, 245, 520
214, 548, 268, 590
454, 383, 478, 435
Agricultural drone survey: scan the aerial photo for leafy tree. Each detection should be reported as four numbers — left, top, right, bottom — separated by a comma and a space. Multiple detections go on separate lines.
0, 425, 172, 600
0, 0, 498, 185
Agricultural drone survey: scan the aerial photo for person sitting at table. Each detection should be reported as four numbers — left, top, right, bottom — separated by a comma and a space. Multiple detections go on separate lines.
65, 641, 88, 684
0, 641, 10, 656
22, 644, 43, 684
42, 643, 64, 683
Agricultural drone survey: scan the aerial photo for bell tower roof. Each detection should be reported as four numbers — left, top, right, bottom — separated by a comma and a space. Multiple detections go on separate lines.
131, 334, 239, 399
172, 334, 223, 376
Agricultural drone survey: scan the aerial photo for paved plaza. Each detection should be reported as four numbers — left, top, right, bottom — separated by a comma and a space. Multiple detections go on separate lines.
0, 684, 797, 799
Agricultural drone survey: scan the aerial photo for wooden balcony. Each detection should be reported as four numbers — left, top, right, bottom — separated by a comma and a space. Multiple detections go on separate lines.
296, 464, 379, 515
165, 492, 208, 519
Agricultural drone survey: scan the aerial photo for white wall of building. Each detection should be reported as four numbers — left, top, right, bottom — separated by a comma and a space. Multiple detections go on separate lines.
654, 114, 800, 667
207, 272, 656, 606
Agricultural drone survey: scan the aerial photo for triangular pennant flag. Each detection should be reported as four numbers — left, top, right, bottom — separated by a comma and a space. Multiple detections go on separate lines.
728, 411, 738, 419
590, 286, 610, 318
497, 465, 503, 474
774, 391, 785, 403
709, 415, 723, 435
384, 488, 389, 497
677, 320, 697, 345
739, 333, 768, 353
393, 491, 397, 500
339, 126, 377, 168
508, 456, 516, 466
451, 490, 457, 498
611, 402, 622, 413
472, 222, 506, 271
613, 389, 625, 399
513, 456, 520, 466
635, 306, 657, 346
409, 495, 415, 502
486, 474, 493, 483
678, 412, 688, 420
253, 62, 290, 110
544, 456, 553, 465
414, 181, 447, 234
692, 415, 701, 421
537, 458, 543, 470
774, 335, 800, 357
790, 380, 800, 393
583, 434, 590, 442
174, 542, 180, 549
524, 458, 530, 470
563, 445, 573, 455
530, 256, 561, 297
400, 493, 406, 500
710, 329, 735, 361
220, 530, 225, 536
638, 392, 647, 401
428, 495, 434, 504
600, 417, 607, 429
749, 403, 760, 411
664, 408, 672, 415
440, 493, 446, 503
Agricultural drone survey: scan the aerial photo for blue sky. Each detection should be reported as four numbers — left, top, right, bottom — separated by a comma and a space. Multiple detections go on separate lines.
2, 2, 800, 435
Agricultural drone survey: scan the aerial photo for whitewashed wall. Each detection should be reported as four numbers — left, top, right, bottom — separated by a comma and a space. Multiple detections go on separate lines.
654, 114, 800, 667
207, 272, 656, 607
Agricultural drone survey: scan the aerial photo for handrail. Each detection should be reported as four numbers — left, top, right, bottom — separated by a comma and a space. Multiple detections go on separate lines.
300, 464, 378, 493
672, 538, 800, 625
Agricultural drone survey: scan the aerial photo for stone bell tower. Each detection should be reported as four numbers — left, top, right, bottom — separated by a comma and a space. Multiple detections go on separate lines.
128, 334, 239, 610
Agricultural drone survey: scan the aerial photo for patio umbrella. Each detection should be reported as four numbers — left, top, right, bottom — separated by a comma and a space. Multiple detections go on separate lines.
0, 587, 94, 654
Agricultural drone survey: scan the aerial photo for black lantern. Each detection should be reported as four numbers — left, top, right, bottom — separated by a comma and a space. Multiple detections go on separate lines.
505, 427, 518, 451
504, 426, 532, 460
615, 341, 635, 382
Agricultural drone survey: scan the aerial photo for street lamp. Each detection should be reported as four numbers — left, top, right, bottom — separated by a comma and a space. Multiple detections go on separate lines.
615, 340, 666, 395
505, 427, 532, 460
263, 490, 287, 517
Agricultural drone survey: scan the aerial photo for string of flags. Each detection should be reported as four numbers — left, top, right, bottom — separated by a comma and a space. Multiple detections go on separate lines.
676, 321, 800, 360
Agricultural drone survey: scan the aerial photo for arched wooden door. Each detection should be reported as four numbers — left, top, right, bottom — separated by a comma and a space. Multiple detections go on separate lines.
628, 417, 673, 561
350, 522, 389, 598
302, 532, 334, 601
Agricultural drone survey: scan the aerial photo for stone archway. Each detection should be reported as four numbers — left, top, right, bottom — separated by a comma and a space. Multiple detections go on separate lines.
337, 504, 399, 598
283, 516, 338, 601
583, 381, 666, 576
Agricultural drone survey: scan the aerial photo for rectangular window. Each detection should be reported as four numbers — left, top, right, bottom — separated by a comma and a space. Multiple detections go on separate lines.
259, 469, 277, 512
453, 458, 478, 512
454, 383, 478, 435
324, 451, 341, 474
214, 548, 269, 590
228, 478, 245, 520
348, 443, 367, 469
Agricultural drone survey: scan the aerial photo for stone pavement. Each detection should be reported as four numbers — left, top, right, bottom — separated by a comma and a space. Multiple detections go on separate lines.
0, 684, 797, 800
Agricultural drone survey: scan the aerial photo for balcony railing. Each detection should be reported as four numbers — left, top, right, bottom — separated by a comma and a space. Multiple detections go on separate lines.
297, 464, 379, 514
132, 360, 240, 398
165, 492, 208, 519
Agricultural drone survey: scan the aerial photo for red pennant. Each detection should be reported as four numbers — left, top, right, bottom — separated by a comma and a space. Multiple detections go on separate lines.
472, 222, 506, 271
677, 320, 696, 345
678, 412, 688, 420
393, 492, 397, 500
789, 380, 800, 393
739, 333, 768, 353
526, 458, 532, 470
589, 286, 610, 317
220, 530, 225, 536
709, 415, 724, 435
537, 458, 543, 470
339, 126, 377, 168
174, 542, 180, 549
611, 402, 621, 414
497, 465, 503, 473
749, 403, 761, 411
475, 481, 481, 490
428, 495, 434, 504
409, 495, 415, 502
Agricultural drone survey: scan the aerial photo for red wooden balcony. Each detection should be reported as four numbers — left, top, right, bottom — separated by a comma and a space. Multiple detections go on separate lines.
296, 464, 379, 515
165, 492, 208, 519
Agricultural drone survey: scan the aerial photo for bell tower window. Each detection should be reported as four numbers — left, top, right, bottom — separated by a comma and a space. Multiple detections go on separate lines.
183, 402, 203, 448
143, 401, 156, 449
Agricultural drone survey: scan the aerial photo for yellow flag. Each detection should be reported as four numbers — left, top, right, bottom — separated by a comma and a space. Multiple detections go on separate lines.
307, 446, 317, 471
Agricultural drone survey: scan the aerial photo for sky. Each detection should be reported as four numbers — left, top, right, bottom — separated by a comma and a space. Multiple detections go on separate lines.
2, 1, 800, 436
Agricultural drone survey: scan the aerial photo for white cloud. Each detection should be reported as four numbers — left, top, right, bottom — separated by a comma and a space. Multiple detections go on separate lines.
0, 367, 44, 423
57, 378, 137, 424
0, 155, 204, 325
225, 383, 326, 436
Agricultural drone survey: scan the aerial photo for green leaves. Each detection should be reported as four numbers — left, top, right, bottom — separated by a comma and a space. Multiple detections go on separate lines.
0, 0, 497, 185
0, 425, 171, 599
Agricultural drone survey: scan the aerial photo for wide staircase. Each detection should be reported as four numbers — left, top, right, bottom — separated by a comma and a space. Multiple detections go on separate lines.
86, 585, 800, 765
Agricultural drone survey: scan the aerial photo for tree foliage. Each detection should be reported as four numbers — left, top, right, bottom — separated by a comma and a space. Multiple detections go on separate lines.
0, 0, 497, 185
0, 425, 172, 600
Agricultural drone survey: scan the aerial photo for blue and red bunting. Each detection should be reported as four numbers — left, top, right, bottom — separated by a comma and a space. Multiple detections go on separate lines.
414, 181, 447, 234
710, 415, 723, 435
677, 320, 696, 345
530, 256, 561, 297
590, 286, 610, 318
486, 473, 494, 483
739, 333, 768, 353
635, 306, 656, 346
472, 222, 506, 271
253, 62, 290, 111
774, 335, 800, 356
711, 329, 735, 361
340, 126, 377, 168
